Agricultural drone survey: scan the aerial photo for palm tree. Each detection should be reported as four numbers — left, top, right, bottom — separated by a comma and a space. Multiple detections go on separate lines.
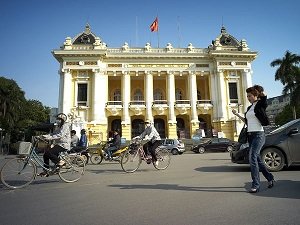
270, 51, 300, 119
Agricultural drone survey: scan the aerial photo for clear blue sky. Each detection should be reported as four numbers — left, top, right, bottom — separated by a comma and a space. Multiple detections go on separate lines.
1, 0, 299, 107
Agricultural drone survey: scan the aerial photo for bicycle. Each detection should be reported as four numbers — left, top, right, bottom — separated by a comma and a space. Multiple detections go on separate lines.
0, 136, 85, 189
120, 137, 171, 173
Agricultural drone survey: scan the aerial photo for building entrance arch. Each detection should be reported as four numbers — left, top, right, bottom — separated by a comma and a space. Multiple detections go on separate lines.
131, 119, 144, 138
154, 118, 166, 138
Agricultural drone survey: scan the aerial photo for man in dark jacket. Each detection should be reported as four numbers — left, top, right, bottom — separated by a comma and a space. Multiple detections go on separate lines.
106, 129, 121, 160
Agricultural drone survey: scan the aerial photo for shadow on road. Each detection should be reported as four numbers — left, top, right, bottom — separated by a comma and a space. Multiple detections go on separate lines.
110, 183, 245, 193
245, 180, 300, 199
110, 180, 300, 199
194, 165, 250, 172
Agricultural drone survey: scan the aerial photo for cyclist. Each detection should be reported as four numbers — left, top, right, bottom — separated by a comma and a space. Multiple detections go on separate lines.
106, 129, 121, 160
135, 120, 161, 166
39, 113, 71, 177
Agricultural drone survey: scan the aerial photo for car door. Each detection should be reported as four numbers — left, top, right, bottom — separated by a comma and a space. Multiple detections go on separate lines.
208, 138, 220, 151
165, 139, 173, 151
286, 122, 300, 162
218, 138, 229, 151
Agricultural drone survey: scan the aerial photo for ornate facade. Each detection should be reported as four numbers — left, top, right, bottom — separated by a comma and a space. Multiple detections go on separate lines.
52, 24, 257, 144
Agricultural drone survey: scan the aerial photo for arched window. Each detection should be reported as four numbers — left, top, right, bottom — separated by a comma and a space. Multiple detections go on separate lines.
175, 88, 183, 100
133, 89, 143, 101
113, 89, 121, 101
154, 89, 163, 100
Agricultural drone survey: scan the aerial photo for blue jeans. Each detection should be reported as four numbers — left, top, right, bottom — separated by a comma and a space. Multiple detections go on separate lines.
248, 132, 273, 189
106, 146, 118, 158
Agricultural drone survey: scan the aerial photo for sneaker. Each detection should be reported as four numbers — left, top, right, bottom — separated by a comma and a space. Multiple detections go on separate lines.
154, 161, 159, 167
57, 160, 66, 167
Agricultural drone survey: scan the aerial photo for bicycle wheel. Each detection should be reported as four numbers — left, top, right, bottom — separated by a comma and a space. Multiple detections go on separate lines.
153, 148, 171, 170
90, 153, 103, 164
1, 158, 36, 189
121, 149, 142, 173
59, 155, 85, 183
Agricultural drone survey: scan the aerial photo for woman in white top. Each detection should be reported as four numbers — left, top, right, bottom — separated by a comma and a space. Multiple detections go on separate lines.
232, 86, 274, 193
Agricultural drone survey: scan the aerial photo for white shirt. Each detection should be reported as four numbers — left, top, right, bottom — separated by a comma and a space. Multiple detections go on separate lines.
246, 102, 264, 132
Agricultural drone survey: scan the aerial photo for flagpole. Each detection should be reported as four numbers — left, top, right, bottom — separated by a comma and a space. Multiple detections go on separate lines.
157, 27, 160, 48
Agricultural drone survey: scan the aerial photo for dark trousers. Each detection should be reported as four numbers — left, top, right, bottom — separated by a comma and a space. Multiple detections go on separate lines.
144, 140, 160, 161
43, 145, 66, 168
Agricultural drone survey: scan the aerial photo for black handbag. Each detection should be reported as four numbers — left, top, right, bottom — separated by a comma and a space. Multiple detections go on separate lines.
238, 125, 248, 143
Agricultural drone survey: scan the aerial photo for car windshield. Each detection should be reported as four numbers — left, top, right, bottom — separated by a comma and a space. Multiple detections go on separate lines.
269, 119, 300, 134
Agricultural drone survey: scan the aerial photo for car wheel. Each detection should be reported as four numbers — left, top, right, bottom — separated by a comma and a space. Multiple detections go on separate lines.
171, 149, 179, 155
227, 146, 233, 152
261, 148, 285, 172
198, 147, 205, 154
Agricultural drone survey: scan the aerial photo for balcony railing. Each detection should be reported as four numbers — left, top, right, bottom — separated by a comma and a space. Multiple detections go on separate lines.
153, 100, 168, 105
196, 100, 212, 105
129, 101, 146, 106
175, 100, 190, 105
106, 101, 123, 106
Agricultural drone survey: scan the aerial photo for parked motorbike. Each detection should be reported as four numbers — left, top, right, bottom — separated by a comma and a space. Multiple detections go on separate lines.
90, 142, 128, 164
68, 148, 90, 165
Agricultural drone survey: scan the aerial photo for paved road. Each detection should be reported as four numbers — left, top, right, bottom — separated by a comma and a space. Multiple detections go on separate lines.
0, 152, 300, 225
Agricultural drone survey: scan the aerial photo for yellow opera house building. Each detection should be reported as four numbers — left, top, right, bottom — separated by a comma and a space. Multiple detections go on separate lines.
52, 24, 257, 144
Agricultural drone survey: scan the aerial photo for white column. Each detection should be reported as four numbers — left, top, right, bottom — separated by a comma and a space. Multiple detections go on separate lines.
122, 71, 131, 124
217, 70, 227, 120
167, 71, 176, 123
60, 69, 72, 115
145, 71, 153, 121
92, 69, 107, 124
189, 71, 198, 122
242, 69, 252, 112
58, 70, 64, 113
210, 71, 218, 121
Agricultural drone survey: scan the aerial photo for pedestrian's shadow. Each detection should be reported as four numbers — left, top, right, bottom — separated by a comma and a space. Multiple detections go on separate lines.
110, 180, 300, 199
246, 180, 300, 199
110, 183, 245, 193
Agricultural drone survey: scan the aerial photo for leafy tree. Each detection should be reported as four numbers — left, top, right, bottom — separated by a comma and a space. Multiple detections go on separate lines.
0, 77, 51, 143
0, 77, 26, 131
270, 51, 300, 119
275, 104, 300, 125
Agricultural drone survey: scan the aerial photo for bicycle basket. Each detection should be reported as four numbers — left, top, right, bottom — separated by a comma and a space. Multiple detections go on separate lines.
18, 142, 32, 155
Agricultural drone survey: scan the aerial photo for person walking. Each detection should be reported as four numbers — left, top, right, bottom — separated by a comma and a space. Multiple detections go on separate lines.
232, 86, 275, 193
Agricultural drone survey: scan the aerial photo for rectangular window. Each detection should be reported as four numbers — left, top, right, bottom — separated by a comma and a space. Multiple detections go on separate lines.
228, 82, 238, 103
77, 83, 87, 106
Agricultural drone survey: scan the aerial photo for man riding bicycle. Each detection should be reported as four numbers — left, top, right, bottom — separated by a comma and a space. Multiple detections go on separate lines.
134, 120, 161, 166
39, 113, 71, 177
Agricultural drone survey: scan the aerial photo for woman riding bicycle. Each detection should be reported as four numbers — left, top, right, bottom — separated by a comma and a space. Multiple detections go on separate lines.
39, 113, 71, 177
134, 120, 161, 166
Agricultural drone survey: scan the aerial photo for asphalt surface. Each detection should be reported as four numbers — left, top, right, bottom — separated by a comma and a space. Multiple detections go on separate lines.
0, 152, 300, 225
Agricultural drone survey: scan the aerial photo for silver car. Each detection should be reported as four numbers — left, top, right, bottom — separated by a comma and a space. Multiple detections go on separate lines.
160, 139, 185, 155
